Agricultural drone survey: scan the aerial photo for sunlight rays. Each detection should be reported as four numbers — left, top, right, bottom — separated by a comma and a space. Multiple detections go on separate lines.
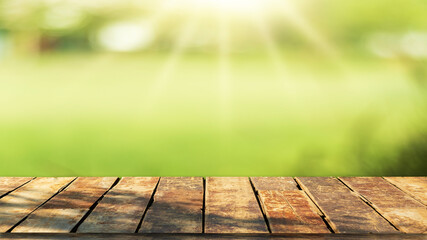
217, 6, 233, 155
250, 10, 288, 81
273, 0, 339, 59
246, 0, 346, 85
247, 0, 349, 86
141, 0, 346, 115
141, 2, 201, 113
141, 0, 345, 124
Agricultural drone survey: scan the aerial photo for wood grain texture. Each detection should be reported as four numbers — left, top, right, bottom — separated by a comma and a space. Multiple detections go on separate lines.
251, 177, 298, 191
0, 177, 75, 233
1, 233, 426, 240
384, 177, 427, 205
1, 177, 425, 236
257, 190, 329, 233
251, 177, 328, 233
77, 177, 159, 233
0, 178, 33, 198
139, 177, 203, 233
12, 177, 117, 233
296, 177, 397, 233
340, 177, 427, 233
205, 177, 268, 233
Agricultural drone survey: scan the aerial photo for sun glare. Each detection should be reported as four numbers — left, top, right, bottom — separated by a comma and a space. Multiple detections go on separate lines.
205, 0, 260, 12
170, 0, 276, 15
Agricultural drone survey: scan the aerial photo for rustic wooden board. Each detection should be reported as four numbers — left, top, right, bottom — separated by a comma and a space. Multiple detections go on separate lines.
295, 177, 397, 233
12, 177, 117, 233
139, 177, 203, 233
77, 177, 159, 233
1, 177, 425, 236
0, 233, 426, 240
0, 177, 75, 233
0, 178, 33, 198
251, 177, 298, 191
257, 191, 329, 233
251, 177, 328, 233
205, 177, 268, 233
340, 177, 427, 233
384, 177, 427, 205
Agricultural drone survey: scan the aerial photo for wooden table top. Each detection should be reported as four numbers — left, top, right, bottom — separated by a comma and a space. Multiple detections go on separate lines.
0, 177, 425, 239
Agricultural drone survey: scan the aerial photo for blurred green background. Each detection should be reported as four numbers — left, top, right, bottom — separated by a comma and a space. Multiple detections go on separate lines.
0, 0, 426, 176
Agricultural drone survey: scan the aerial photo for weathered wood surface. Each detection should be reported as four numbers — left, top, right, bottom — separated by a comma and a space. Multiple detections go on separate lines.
384, 177, 427, 205
295, 177, 397, 233
12, 177, 117, 233
0, 178, 33, 198
77, 177, 159, 233
340, 177, 427, 233
205, 177, 268, 233
0, 177, 75, 232
0, 177, 426, 236
251, 177, 298, 191
259, 191, 330, 234
251, 177, 329, 233
139, 177, 203, 233
0, 233, 426, 240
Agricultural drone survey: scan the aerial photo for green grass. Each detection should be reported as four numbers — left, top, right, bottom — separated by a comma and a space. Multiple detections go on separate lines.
0, 52, 426, 176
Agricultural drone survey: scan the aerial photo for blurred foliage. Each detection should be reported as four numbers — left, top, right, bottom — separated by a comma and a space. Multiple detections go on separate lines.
0, 0, 425, 54
0, 0, 426, 176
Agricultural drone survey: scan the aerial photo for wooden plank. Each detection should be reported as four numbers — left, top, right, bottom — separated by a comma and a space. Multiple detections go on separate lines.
77, 177, 159, 233
139, 177, 203, 233
340, 177, 427, 233
0, 178, 33, 198
12, 177, 117, 233
251, 177, 329, 233
257, 191, 330, 233
0, 177, 75, 232
0, 233, 426, 240
205, 177, 268, 233
251, 177, 298, 191
384, 177, 427, 205
295, 177, 397, 233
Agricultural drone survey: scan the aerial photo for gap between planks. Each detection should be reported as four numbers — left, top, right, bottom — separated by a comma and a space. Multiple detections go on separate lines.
11, 177, 118, 233
0, 178, 35, 200
76, 177, 159, 233
6, 177, 78, 233
205, 177, 268, 233
139, 177, 203, 233
134, 177, 161, 233
249, 178, 272, 233
295, 177, 397, 233
336, 177, 400, 232
202, 177, 206, 233
71, 177, 121, 232
338, 177, 427, 233
251, 177, 331, 234
382, 177, 427, 207
292, 177, 335, 233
